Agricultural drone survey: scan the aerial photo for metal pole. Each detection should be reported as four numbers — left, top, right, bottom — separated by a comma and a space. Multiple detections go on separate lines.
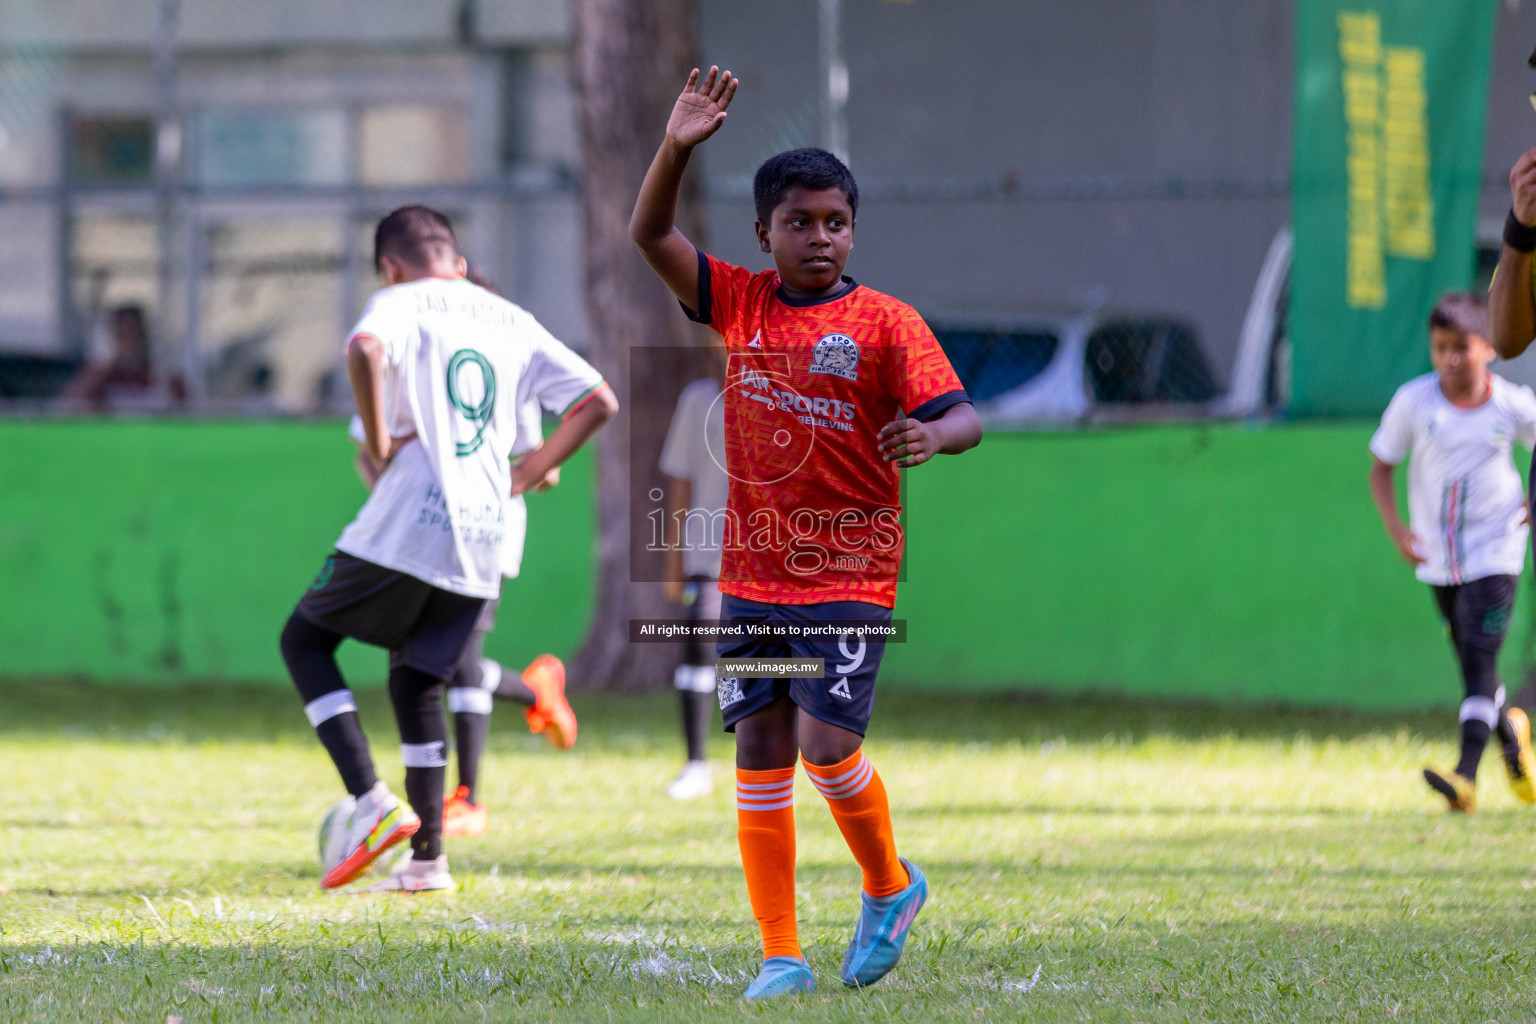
152, 0, 182, 403
818, 0, 849, 164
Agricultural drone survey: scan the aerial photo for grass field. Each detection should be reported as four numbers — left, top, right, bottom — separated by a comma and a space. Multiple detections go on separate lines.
4, 681, 1536, 1022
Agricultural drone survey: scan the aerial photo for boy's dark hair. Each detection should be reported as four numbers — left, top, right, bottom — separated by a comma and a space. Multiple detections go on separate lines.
374, 205, 458, 272
1429, 291, 1490, 340
752, 147, 858, 225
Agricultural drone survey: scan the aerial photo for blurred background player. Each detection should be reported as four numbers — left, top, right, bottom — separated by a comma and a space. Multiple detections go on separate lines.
1368, 292, 1536, 812
659, 343, 728, 799
279, 205, 616, 892
630, 67, 982, 998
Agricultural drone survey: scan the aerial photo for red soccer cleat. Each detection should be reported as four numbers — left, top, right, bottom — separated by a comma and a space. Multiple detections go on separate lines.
442, 785, 488, 838
522, 654, 577, 750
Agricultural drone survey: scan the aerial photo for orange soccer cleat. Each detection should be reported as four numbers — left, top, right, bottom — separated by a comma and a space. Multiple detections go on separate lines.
442, 785, 488, 838
522, 654, 577, 750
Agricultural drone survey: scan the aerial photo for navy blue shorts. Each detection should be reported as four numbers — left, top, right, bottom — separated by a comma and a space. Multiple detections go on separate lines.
715, 594, 891, 736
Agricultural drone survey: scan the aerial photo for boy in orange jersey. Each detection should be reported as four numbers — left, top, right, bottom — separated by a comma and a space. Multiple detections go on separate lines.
630, 67, 983, 998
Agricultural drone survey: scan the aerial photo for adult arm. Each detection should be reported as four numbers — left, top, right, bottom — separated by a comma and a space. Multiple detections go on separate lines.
663, 474, 692, 603
1490, 149, 1536, 360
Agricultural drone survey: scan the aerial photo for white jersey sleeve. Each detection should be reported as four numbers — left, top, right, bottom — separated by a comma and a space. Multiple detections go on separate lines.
346, 291, 413, 367
518, 316, 604, 418
1369, 383, 1417, 465
1506, 381, 1536, 450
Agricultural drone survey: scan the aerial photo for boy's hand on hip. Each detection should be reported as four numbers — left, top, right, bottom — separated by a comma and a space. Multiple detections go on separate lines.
666, 66, 738, 149
1388, 523, 1425, 567
878, 418, 938, 468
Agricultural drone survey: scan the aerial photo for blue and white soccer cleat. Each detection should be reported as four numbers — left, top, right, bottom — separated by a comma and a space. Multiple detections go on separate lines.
840, 857, 928, 988
742, 956, 814, 999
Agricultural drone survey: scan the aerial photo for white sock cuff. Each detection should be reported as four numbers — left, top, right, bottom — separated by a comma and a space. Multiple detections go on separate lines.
447, 687, 493, 715
304, 689, 357, 727
1461, 695, 1499, 728
674, 664, 716, 693
478, 657, 503, 692
401, 741, 448, 768
1496, 685, 1507, 711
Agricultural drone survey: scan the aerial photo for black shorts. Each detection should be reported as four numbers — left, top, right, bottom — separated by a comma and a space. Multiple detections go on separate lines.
1432, 574, 1517, 654
715, 594, 891, 736
293, 552, 486, 682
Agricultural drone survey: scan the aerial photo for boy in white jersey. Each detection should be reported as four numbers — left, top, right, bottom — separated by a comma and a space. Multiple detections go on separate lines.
1369, 292, 1536, 812
280, 207, 616, 891
352, 265, 582, 840
353, 397, 576, 841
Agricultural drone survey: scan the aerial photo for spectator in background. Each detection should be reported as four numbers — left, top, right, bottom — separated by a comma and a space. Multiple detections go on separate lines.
62, 305, 184, 411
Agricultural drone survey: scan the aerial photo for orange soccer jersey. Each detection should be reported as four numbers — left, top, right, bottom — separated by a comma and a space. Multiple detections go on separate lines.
686, 251, 968, 608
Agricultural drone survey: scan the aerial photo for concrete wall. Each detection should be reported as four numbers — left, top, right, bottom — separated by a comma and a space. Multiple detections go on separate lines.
6, 0, 1536, 390
698, 0, 1294, 383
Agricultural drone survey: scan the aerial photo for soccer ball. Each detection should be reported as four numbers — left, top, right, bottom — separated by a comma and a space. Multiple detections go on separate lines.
318, 795, 357, 873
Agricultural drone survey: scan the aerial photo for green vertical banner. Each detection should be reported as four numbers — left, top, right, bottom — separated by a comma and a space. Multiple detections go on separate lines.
1291, 0, 1495, 417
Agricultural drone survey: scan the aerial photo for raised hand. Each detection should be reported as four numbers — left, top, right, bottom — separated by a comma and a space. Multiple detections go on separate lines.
666, 66, 738, 149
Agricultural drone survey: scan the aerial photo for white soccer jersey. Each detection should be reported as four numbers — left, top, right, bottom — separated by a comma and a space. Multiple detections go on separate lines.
1370, 372, 1536, 586
659, 377, 729, 578
348, 390, 545, 580
334, 277, 602, 598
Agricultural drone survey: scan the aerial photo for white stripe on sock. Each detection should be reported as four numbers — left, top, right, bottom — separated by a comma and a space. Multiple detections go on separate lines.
447, 687, 493, 715
304, 689, 357, 727
736, 782, 794, 811
401, 741, 448, 768
674, 664, 717, 693
478, 657, 503, 692
807, 753, 873, 797
1461, 696, 1499, 728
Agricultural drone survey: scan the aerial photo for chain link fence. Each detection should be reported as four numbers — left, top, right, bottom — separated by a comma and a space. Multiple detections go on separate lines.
931, 313, 1222, 425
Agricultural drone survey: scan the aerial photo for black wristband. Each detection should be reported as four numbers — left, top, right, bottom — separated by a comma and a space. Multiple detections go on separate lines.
1506, 209, 1536, 253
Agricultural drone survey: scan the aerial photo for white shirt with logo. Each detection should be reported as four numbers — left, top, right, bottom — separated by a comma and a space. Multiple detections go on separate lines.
348, 389, 545, 580
659, 377, 729, 578
1369, 372, 1536, 586
334, 277, 602, 598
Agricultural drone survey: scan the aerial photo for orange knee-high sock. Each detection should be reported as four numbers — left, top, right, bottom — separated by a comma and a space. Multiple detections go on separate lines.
803, 750, 908, 898
735, 767, 801, 960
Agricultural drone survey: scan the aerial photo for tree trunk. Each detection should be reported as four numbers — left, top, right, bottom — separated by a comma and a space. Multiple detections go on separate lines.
572, 0, 707, 690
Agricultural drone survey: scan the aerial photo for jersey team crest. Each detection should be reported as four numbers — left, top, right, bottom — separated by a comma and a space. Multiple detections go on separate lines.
808, 333, 860, 381
717, 676, 745, 708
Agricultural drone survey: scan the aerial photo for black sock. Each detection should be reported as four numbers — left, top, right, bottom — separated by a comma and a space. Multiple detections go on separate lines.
681, 687, 712, 762
491, 662, 538, 706
1457, 720, 1492, 780
406, 764, 446, 860
317, 714, 379, 797
281, 612, 378, 796
390, 663, 447, 861
452, 709, 490, 803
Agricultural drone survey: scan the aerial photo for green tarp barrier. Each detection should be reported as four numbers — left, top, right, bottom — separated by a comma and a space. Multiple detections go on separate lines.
0, 421, 1521, 710
1291, 0, 1495, 416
